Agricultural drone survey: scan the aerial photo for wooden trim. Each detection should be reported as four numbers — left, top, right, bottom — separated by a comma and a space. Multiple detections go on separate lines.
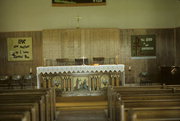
120, 28, 175, 30
174, 28, 177, 65
52, 2, 106, 7
0, 30, 41, 33
43, 28, 119, 31
0, 28, 178, 33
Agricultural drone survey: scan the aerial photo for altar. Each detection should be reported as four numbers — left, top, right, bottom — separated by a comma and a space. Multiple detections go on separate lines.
36, 64, 125, 96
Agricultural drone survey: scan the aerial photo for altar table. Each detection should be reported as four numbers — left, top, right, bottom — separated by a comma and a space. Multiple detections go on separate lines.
36, 64, 125, 89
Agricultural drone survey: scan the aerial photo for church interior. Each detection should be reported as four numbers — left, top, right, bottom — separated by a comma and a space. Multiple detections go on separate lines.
0, 0, 180, 121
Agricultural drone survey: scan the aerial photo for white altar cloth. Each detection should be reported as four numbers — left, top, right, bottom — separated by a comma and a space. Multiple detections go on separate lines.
37, 64, 125, 74
36, 64, 125, 88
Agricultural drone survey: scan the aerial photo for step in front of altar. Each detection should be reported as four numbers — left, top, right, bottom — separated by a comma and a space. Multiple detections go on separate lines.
56, 96, 107, 110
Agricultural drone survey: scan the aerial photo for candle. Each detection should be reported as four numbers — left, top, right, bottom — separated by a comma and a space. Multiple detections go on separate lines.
81, 56, 86, 65
30, 67, 32, 73
115, 55, 119, 64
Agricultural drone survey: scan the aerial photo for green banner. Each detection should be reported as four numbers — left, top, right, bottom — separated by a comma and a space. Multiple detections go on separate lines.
131, 35, 156, 57
7, 37, 32, 61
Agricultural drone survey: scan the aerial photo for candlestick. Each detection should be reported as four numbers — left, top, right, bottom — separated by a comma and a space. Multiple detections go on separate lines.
81, 56, 86, 65
30, 67, 32, 73
115, 55, 119, 64
83, 56, 85, 65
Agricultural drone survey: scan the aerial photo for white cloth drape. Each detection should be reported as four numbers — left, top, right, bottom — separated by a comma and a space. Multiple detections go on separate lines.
37, 64, 125, 74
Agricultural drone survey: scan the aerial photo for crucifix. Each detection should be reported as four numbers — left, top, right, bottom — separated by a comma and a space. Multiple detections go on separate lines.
75, 16, 82, 29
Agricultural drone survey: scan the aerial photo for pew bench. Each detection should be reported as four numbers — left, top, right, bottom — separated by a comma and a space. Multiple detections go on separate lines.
0, 105, 37, 121
0, 96, 45, 121
0, 93, 50, 121
0, 103, 39, 121
107, 85, 180, 121
0, 88, 56, 121
0, 111, 31, 121
125, 107, 180, 121
116, 100, 180, 121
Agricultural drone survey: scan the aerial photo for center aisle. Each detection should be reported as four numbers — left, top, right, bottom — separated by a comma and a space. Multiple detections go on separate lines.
56, 110, 108, 121
55, 96, 108, 121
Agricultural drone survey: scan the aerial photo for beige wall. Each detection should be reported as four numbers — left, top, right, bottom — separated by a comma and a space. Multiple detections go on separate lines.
177, 0, 180, 27
0, 0, 177, 32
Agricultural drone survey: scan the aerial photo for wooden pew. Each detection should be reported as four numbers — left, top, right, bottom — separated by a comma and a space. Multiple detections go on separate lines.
0, 88, 56, 121
0, 92, 50, 121
0, 105, 37, 121
116, 99, 180, 121
111, 85, 180, 90
126, 107, 180, 121
107, 85, 180, 121
0, 95, 46, 121
108, 85, 180, 112
0, 111, 31, 121
0, 103, 39, 121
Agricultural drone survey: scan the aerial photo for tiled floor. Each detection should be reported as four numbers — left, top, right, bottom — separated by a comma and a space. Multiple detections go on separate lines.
56, 110, 108, 121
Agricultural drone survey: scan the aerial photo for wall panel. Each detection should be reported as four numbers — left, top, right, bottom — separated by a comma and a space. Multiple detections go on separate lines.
0, 28, 176, 84
43, 28, 175, 83
119, 29, 175, 83
0, 31, 42, 75
176, 27, 180, 65
43, 28, 120, 65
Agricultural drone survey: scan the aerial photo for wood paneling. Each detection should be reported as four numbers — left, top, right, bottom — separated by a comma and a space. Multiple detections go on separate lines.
176, 27, 180, 65
43, 29, 120, 65
43, 28, 175, 83
0, 31, 42, 75
121, 29, 175, 83
0, 28, 176, 84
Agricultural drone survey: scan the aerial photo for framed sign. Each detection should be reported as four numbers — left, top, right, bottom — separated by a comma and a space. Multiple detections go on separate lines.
131, 35, 156, 57
7, 37, 33, 61
52, 0, 106, 7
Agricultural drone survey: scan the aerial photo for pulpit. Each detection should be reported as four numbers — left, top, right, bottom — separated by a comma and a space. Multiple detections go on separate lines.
36, 64, 125, 96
